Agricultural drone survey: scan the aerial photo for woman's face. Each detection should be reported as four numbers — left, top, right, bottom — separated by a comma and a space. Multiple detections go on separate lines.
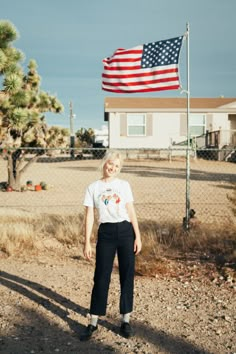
103, 158, 121, 178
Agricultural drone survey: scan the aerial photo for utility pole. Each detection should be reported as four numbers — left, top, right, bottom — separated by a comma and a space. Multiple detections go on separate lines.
69, 101, 75, 159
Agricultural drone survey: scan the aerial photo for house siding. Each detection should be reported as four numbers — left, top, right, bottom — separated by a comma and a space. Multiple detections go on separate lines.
211, 112, 230, 131
105, 98, 236, 149
109, 112, 184, 148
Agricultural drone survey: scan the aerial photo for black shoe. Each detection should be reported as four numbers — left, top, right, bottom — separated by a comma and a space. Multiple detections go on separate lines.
120, 322, 134, 338
80, 324, 98, 341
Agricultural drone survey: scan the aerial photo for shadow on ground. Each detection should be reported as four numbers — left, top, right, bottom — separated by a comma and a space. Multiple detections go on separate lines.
0, 271, 214, 354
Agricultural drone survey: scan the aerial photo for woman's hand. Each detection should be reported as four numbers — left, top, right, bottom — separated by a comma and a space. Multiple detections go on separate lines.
83, 242, 93, 260
126, 202, 142, 255
134, 238, 142, 255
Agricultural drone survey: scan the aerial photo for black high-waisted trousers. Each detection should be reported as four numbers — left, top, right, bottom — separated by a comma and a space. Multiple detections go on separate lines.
90, 220, 135, 316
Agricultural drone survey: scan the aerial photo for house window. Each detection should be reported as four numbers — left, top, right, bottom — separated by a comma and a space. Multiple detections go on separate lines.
127, 114, 146, 136
189, 114, 206, 137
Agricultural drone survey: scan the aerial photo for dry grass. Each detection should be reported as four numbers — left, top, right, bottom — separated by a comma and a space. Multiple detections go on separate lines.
0, 210, 84, 256
0, 210, 39, 256
135, 220, 236, 276
0, 211, 235, 280
39, 214, 85, 246
0, 221, 36, 256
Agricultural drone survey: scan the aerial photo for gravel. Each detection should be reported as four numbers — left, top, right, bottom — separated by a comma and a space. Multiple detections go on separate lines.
0, 246, 235, 354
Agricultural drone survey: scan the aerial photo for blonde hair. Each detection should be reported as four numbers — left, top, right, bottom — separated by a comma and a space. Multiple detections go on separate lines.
99, 150, 124, 174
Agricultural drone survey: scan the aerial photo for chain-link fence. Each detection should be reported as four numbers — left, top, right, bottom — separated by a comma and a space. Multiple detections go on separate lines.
0, 147, 235, 225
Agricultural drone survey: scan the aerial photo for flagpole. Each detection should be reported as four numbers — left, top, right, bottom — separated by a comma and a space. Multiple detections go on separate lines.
185, 22, 191, 229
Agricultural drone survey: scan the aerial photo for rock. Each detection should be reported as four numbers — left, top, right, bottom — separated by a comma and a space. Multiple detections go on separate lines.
222, 315, 231, 322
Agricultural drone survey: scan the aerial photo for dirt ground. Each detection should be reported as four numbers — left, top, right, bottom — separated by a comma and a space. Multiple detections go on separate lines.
0, 240, 235, 354
0, 157, 235, 353
0, 157, 236, 224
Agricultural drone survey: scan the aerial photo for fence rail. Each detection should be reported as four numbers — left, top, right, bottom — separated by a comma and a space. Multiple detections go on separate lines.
0, 147, 235, 225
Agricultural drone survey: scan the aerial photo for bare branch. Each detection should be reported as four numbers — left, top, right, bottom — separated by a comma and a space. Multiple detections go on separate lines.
20, 154, 40, 174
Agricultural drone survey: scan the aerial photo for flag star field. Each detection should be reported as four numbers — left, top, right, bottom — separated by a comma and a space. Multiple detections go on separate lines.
141, 37, 183, 68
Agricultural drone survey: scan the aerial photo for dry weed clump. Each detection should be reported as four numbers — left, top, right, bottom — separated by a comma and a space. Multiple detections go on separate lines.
0, 211, 85, 257
38, 213, 85, 246
0, 209, 40, 256
135, 227, 167, 277
135, 220, 236, 276
167, 222, 236, 261
0, 222, 36, 256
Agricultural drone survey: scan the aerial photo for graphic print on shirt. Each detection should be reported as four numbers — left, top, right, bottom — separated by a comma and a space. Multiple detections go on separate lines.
99, 187, 122, 218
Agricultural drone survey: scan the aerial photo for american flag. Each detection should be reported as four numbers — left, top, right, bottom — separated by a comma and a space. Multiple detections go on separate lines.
102, 36, 184, 93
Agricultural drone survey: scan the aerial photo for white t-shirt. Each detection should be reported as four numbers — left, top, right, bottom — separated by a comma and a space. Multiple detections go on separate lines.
83, 178, 134, 224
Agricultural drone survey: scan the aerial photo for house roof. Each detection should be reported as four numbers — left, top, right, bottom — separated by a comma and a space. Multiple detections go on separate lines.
104, 97, 236, 110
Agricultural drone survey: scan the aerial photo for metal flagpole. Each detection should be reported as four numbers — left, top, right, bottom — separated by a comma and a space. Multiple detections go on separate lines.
185, 22, 191, 230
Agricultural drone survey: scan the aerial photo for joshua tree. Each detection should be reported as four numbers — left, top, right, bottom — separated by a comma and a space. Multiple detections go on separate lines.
76, 127, 95, 146
0, 20, 68, 190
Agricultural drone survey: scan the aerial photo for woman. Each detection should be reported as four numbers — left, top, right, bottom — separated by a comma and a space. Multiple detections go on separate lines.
80, 150, 142, 341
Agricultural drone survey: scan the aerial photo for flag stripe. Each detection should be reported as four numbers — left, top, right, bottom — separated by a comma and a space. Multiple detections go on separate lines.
102, 36, 183, 93
104, 74, 179, 84
102, 85, 180, 93
102, 67, 178, 79
105, 57, 141, 64
103, 65, 142, 71
104, 51, 142, 61
103, 76, 179, 87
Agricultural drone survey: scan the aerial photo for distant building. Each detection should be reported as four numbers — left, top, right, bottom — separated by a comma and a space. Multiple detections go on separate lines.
94, 125, 108, 147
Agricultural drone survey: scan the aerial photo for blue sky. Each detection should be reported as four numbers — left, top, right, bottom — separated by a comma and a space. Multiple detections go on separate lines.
1, 0, 236, 131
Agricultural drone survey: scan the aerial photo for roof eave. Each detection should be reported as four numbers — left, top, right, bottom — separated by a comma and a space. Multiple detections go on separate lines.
105, 108, 236, 113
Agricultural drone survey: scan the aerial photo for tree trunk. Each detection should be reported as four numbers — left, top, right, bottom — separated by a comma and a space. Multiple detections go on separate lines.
7, 151, 40, 191
7, 154, 22, 191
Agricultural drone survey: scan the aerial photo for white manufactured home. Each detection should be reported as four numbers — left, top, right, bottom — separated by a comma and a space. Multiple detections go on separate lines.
104, 97, 236, 150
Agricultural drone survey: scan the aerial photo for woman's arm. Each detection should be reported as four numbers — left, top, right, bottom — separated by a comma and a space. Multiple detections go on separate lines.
126, 202, 142, 255
83, 206, 95, 260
